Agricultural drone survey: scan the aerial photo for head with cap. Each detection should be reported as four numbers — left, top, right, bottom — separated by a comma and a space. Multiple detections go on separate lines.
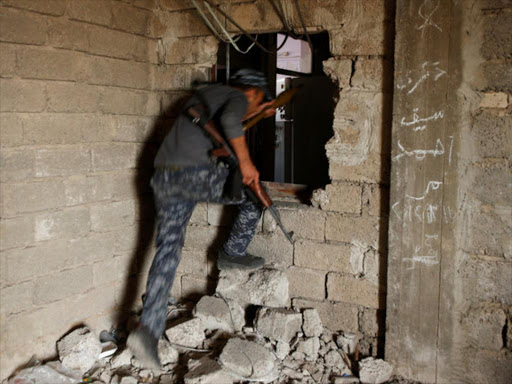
230, 69, 271, 117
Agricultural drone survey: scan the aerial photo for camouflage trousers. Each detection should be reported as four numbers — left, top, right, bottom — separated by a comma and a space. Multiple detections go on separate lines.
140, 164, 262, 339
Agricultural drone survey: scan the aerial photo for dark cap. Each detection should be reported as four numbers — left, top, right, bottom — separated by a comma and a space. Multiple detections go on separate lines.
230, 69, 272, 100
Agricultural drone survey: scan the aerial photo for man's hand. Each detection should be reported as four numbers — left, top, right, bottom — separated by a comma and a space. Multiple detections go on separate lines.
239, 160, 259, 186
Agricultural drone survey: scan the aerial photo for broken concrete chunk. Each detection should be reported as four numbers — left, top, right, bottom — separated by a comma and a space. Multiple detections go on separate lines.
255, 307, 302, 343
158, 339, 179, 365
216, 269, 289, 308
358, 357, 393, 384
193, 295, 245, 332
324, 350, 346, 367
295, 337, 320, 361
219, 338, 278, 382
110, 349, 132, 369
275, 341, 291, 360
57, 327, 102, 373
165, 318, 206, 348
8, 364, 78, 384
302, 308, 323, 337
336, 332, 359, 355
120, 376, 138, 384
184, 357, 234, 384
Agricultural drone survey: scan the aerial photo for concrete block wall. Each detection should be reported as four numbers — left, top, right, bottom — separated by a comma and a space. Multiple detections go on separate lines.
0, 0, 393, 378
453, 1, 512, 381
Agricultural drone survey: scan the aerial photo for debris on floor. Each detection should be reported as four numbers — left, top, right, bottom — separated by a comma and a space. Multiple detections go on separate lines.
6, 267, 396, 384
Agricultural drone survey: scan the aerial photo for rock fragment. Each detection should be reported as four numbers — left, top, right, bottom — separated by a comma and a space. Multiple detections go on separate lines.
324, 350, 346, 367
110, 349, 132, 369
216, 269, 289, 307
165, 318, 205, 348
295, 337, 320, 361
57, 327, 102, 373
358, 357, 393, 384
8, 364, 78, 384
219, 338, 278, 382
184, 357, 234, 384
193, 295, 245, 332
158, 339, 179, 365
302, 308, 323, 337
255, 308, 302, 343
275, 341, 291, 360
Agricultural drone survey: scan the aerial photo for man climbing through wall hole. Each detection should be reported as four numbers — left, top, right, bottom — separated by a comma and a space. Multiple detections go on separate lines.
127, 69, 276, 370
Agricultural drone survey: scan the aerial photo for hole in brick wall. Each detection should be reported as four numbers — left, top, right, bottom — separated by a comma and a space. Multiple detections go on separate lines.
216, 32, 336, 200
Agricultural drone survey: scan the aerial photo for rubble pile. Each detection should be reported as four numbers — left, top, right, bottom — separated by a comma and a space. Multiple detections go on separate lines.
7, 268, 394, 384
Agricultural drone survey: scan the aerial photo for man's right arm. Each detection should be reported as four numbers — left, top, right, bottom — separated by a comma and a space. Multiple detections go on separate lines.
229, 136, 259, 186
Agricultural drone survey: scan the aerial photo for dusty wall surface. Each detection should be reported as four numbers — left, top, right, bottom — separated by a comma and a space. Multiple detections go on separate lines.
386, 0, 511, 383
0, 0, 394, 379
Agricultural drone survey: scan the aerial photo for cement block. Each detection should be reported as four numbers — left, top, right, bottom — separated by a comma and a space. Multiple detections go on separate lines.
460, 258, 512, 305
64, 174, 113, 206
184, 357, 234, 384
133, 0, 158, 10
99, 88, 156, 115
165, 318, 205, 348
467, 205, 511, 258
68, 0, 113, 26
47, 82, 100, 113
33, 265, 94, 305
48, 19, 90, 52
207, 203, 238, 227
86, 56, 152, 89
219, 338, 278, 381
88, 25, 157, 63
472, 112, 511, 158
17, 47, 88, 82
57, 327, 102, 374
294, 241, 350, 272
181, 274, 213, 299
329, 151, 386, 184
216, 268, 289, 308
184, 225, 221, 249
160, 0, 195, 11
3, 0, 67, 15
273, 207, 326, 241
321, 183, 362, 214
0, 113, 23, 148
112, 2, 152, 35
302, 308, 323, 337
0, 79, 46, 112
0, 281, 33, 315
189, 203, 208, 225
1, 180, 65, 217
153, 65, 209, 90
286, 266, 326, 300
0, 43, 16, 78
91, 143, 139, 172
325, 214, 380, 248
223, 1, 282, 33
177, 248, 208, 276
255, 308, 302, 343
352, 59, 393, 91
0, 8, 47, 45
479, 92, 509, 108
156, 9, 211, 37
462, 305, 507, 351
323, 58, 352, 89
0, 216, 34, 251
481, 12, 512, 60
359, 308, 384, 338
93, 258, 119, 287
34, 207, 91, 242
0, 148, 36, 183
193, 295, 245, 332
481, 59, 512, 92
35, 147, 91, 177
471, 167, 512, 207
330, 22, 390, 56
247, 231, 294, 269
368, 184, 389, 217
327, 273, 382, 309
90, 200, 136, 231
164, 36, 219, 65
22, 114, 84, 145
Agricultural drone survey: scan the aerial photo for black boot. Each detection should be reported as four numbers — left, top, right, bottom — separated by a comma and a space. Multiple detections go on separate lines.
127, 324, 161, 371
217, 249, 265, 271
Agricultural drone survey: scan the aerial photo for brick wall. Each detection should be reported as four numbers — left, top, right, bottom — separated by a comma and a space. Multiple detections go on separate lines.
452, 1, 512, 381
0, 0, 393, 379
